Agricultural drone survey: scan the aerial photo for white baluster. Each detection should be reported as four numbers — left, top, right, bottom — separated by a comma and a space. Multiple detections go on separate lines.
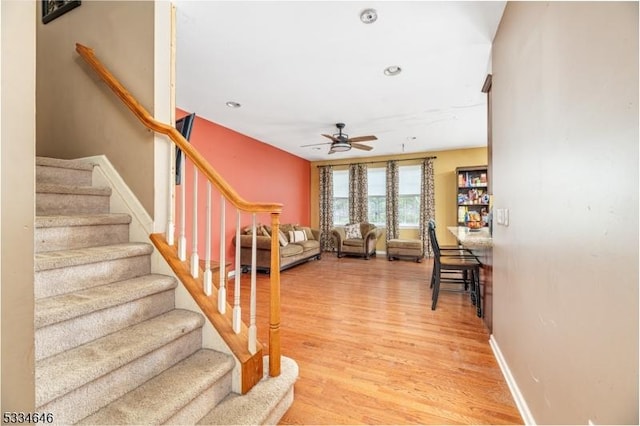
248, 213, 258, 354
178, 152, 187, 261
218, 195, 227, 314
233, 211, 242, 334
203, 182, 212, 295
167, 141, 175, 246
190, 167, 199, 278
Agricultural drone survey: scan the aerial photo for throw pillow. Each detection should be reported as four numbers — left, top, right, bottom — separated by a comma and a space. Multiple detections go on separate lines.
280, 224, 295, 237
260, 225, 271, 238
345, 223, 362, 239
278, 230, 289, 247
243, 223, 265, 235
295, 226, 314, 240
288, 230, 307, 243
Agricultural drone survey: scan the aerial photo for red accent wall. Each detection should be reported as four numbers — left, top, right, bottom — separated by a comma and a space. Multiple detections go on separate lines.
176, 109, 310, 268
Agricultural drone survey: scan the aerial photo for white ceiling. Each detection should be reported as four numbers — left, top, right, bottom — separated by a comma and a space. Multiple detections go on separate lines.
174, 1, 506, 161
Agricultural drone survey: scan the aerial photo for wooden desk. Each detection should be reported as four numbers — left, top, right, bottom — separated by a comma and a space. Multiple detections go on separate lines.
447, 226, 493, 332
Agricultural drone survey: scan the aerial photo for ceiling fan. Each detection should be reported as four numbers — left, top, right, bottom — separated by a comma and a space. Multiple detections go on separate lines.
301, 123, 377, 154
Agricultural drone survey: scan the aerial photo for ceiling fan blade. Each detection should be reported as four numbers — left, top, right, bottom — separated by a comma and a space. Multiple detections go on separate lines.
322, 134, 340, 143
351, 143, 373, 151
348, 135, 377, 143
300, 142, 332, 147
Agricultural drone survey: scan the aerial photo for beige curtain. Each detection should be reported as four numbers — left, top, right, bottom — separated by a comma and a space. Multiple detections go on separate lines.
319, 165, 334, 251
419, 158, 436, 257
348, 163, 368, 224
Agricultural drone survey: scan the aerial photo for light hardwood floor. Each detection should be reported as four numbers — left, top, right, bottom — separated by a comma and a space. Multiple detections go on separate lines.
243, 253, 522, 425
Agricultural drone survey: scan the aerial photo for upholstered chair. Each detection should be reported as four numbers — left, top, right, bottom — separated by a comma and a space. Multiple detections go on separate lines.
331, 222, 382, 260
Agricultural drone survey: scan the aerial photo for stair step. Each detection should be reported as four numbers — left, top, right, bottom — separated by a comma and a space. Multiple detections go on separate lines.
78, 349, 234, 425
35, 213, 131, 253
36, 156, 94, 186
35, 274, 177, 360
36, 310, 205, 424
198, 356, 299, 425
36, 183, 111, 215
35, 243, 153, 299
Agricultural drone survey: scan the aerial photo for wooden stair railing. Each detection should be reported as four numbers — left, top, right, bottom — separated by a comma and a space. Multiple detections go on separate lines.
75, 43, 283, 394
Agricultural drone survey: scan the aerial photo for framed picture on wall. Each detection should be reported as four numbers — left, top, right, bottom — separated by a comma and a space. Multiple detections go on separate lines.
42, 0, 81, 24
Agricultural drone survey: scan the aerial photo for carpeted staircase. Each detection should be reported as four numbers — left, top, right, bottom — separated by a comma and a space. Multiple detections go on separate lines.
34, 156, 297, 424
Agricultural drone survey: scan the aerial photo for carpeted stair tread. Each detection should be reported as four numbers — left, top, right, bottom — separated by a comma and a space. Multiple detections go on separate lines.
36, 182, 111, 196
78, 349, 234, 425
35, 214, 132, 253
35, 213, 131, 228
36, 156, 94, 171
35, 274, 177, 328
35, 242, 153, 272
36, 309, 204, 407
36, 157, 94, 186
198, 356, 299, 425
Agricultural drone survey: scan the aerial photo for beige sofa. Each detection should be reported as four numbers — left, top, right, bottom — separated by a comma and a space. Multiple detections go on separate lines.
233, 224, 321, 273
331, 222, 382, 260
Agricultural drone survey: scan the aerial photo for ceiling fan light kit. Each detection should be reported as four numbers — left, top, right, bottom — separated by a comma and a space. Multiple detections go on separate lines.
330, 141, 351, 152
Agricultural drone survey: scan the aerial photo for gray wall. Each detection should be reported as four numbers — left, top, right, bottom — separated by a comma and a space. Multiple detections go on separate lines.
36, 1, 156, 215
492, 2, 638, 424
1, 0, 36, 412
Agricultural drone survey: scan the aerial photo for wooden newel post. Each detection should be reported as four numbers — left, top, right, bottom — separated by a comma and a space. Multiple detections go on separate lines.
269, 213, 282, 377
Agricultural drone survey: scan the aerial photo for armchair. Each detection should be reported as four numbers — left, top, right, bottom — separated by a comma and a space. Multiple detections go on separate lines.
331, 222, 382, 260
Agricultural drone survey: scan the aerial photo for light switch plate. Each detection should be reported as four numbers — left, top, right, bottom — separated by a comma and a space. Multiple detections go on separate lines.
504, 209, 509, 226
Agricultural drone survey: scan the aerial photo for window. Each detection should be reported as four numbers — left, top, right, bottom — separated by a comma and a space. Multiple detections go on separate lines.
398, 165, 421, 227
367, 167, 386, 226
332, 164, 421, 227
332, 169, 349, 225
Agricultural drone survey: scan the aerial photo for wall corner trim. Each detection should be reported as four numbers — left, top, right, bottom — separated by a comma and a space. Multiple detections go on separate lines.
489, 334, 537, 425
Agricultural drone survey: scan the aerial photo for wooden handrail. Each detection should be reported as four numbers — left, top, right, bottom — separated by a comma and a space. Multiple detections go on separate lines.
75, 43, 282, 215
76, 43, 283, 393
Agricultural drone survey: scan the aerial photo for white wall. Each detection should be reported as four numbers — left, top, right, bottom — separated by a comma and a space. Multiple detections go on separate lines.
154, 0, 173, 234
1, 0, 36, 412
491, 2, 638, 424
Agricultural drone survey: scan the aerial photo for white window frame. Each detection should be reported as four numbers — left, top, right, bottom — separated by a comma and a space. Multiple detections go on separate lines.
398, 165, 421, 228
332, 169, 349, 226
367, 167, 386, 227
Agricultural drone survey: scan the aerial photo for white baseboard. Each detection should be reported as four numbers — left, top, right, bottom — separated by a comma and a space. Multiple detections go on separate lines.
489, 334, 536, 425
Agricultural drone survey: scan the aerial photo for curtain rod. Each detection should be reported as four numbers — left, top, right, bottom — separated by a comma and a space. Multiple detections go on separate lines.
316, 155, 436, 167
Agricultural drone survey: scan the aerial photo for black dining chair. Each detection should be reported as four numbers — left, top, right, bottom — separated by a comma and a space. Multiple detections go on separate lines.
428, 219, 474, 255
428, 221, 482, 317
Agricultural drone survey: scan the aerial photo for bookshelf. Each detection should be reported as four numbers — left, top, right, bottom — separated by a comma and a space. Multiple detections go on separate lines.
456, 165, 489, 226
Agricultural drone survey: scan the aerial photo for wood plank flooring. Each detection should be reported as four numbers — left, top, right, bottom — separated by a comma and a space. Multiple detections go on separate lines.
238, 254, 522, 425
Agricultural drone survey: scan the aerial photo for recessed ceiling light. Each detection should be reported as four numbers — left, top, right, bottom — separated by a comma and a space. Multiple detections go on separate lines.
384, 66, 402, 76
360, 8, 378, 24
225, 101, 241, 108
